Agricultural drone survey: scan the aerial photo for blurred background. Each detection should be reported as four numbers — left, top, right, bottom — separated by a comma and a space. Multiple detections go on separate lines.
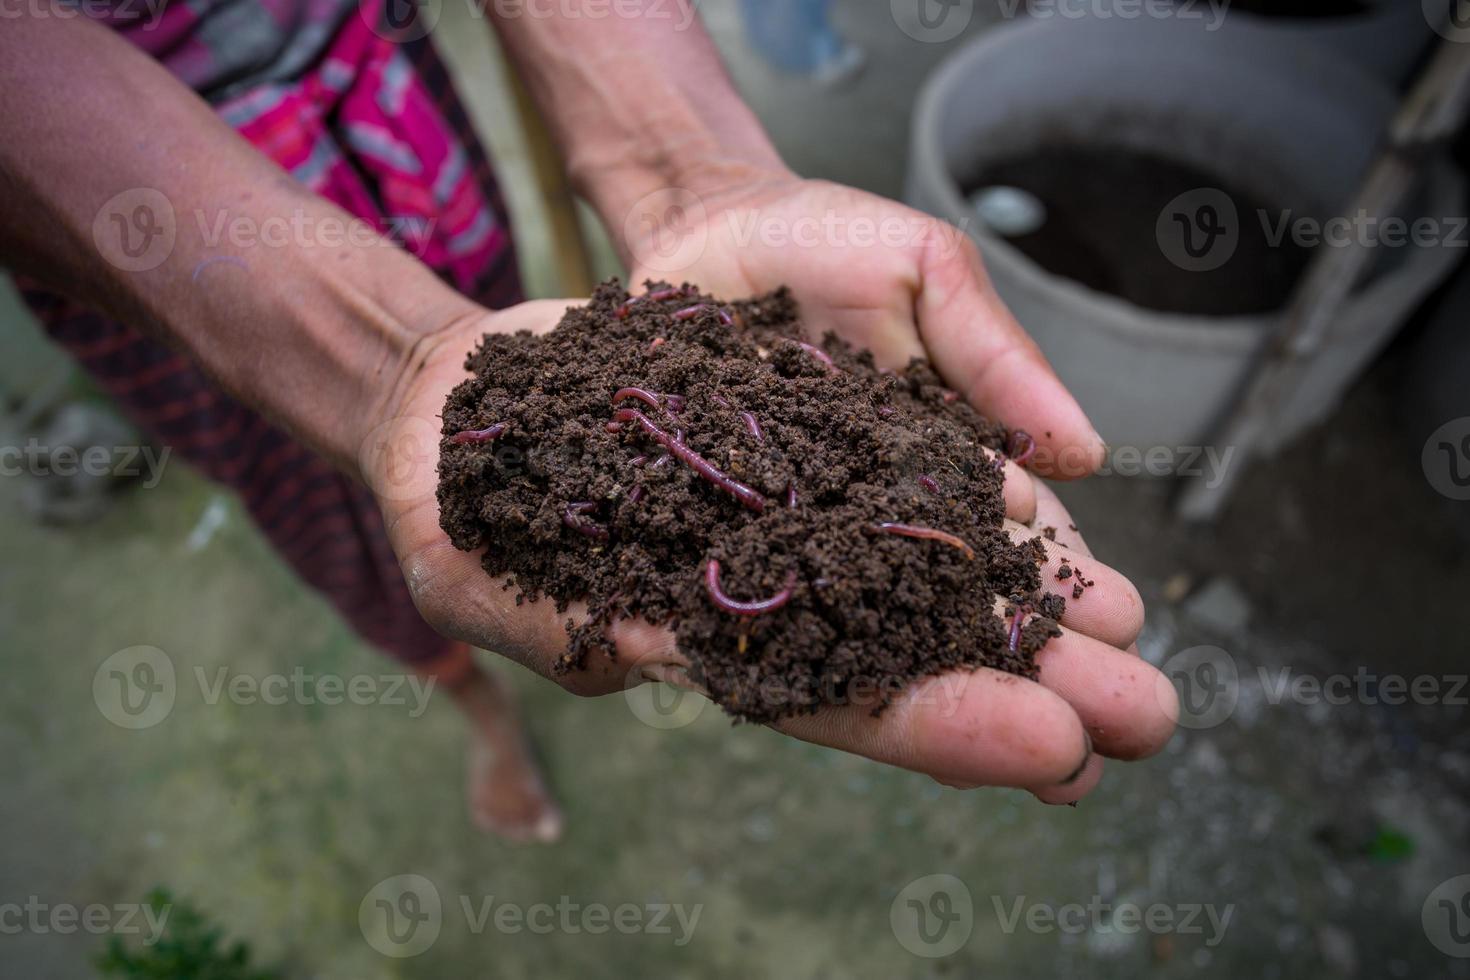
3, 0, 1469, 977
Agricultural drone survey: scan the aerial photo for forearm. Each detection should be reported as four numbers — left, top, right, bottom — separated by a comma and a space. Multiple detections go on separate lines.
487, 0, 790, 255
0, 12, 478, 470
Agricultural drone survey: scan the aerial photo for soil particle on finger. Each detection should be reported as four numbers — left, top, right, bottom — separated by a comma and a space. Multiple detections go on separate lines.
436, 280, 1064, 723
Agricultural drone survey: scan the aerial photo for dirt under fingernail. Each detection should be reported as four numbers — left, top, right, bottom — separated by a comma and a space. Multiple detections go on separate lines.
436, 280, 1063, 723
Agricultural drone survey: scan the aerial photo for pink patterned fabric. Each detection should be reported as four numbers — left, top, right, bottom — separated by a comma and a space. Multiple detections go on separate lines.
20, 0, 521, 669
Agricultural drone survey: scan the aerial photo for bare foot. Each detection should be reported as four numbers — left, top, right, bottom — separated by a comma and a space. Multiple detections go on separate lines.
450, 667, 564, 843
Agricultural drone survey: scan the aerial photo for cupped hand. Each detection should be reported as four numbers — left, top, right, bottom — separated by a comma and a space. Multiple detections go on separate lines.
362, 288, 1172, 806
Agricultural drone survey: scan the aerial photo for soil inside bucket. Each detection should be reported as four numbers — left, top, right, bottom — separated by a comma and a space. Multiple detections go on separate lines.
436, 281, 1064, 723
967, 144, 1315, 316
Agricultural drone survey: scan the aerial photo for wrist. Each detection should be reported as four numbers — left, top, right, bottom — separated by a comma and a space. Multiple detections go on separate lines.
583, 153, 797, 274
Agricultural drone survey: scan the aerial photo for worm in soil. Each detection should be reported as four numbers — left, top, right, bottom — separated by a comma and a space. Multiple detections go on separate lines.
562, 502, 609, 540
704, 560, 798, 617
615, 286, 688, 319
874, 522, 975, 559
612, 407, 766, 512
793, 340, 838, 373
738, 411, 764, 443
449, 422, 508, 445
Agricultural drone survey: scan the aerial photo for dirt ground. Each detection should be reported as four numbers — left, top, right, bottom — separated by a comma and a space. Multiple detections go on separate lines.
2, 1, 1468, 977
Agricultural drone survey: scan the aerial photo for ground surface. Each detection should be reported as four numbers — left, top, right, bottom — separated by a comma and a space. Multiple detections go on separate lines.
3, 2, 1468, 977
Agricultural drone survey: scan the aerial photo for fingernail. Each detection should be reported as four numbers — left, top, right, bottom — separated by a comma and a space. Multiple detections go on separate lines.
1060, 731, 1093, 785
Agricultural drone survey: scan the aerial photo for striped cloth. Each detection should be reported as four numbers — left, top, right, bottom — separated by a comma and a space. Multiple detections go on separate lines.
21, 0, 522, 673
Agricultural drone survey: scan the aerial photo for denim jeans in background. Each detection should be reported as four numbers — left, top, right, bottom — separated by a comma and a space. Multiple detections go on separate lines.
739, 0, 860, 77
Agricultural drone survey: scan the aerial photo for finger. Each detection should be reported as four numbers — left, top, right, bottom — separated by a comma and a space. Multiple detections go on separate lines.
772, 667, 1093, 792
1032, 753, 1104, 806
914, 234, 1105, 479
1004, 519, 1144, 650
1030, 478, 1090, 555
388, 493, 689, 697
482, 298, 584, 337
1025, 610, 1178, 761
979, 447, 1037, 524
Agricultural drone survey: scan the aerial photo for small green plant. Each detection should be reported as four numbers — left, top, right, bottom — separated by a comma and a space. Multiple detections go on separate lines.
95, 888, 281, 980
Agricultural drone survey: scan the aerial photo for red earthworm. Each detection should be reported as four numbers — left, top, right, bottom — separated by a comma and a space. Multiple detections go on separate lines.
874, 522, 975, 559
628, 485, 646, 504
562, 502, 608, 540
738, 411, 764, 443
710, 393, 731, 409
673, 304, 709, 321
704, 560, 797, 617
1008, 603, 1030, 652
606, 421, 623, 433
793, 340, 838, 373
877, 406, 896, 417
611, 387, 663, 412
918, 474, 940, 494
1008, 430, 1036, 468
615, 286, 688, 318
650, 453, 673, 470
786, 483, 798, 509
716, 307, 734, 326
628, 454, 649, 467
649, 337, 666, 351
613, 407, 766, 512
449, 422, 508, 445
942, 390, 961, 404
611, 387, 686, 419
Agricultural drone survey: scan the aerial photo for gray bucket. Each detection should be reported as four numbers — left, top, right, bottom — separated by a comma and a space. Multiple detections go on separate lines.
905, 13, 1462, 451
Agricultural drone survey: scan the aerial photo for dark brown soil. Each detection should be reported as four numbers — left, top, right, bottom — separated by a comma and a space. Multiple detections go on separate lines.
436, 281, 1062, 723
967, 144, 1313, 316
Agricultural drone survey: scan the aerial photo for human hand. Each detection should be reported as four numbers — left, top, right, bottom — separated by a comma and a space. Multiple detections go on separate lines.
362, 295, 1174, 805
